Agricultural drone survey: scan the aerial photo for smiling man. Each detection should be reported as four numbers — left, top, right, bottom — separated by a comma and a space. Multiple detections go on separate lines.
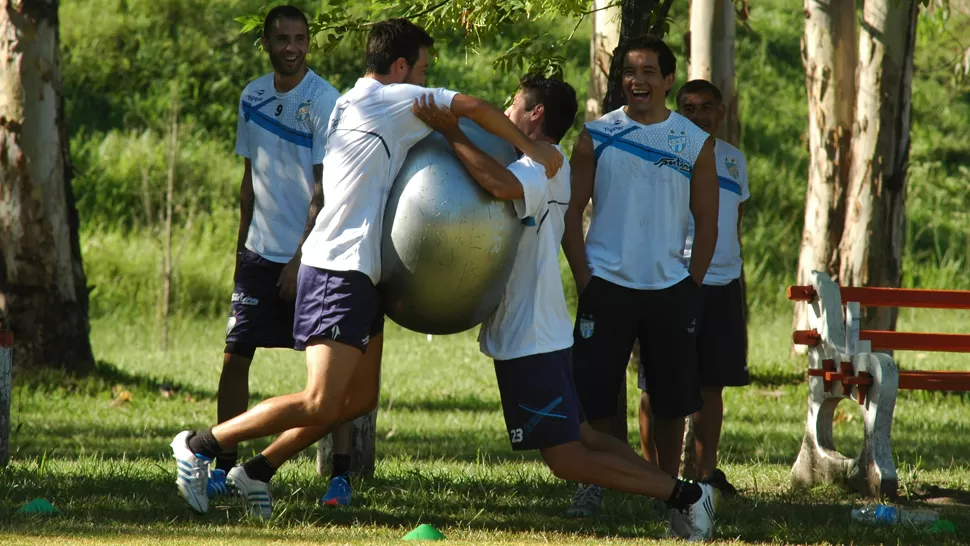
560, 35, 719, 536
657, 79, 751, 497
214, 4, 348, 499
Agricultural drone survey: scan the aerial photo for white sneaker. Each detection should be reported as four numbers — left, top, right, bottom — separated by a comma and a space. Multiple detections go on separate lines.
683, 483, 717, 541
667, 507, 692, 538
171, 431, 210, 514
227, 465, 273, 520
565, 483, 604, 518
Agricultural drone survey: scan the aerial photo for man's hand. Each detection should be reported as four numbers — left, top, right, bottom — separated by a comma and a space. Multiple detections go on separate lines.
413, 94, 461, 137
526, 141, 563, 179
575, 268, 592, 296
277, 257, 300, 301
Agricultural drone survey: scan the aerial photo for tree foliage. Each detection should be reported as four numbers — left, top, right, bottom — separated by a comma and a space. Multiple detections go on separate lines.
236, 0, 638, 81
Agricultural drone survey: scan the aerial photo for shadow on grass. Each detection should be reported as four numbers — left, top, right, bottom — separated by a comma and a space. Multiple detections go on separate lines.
14, 359, 284, 404
2, 463, 968, 545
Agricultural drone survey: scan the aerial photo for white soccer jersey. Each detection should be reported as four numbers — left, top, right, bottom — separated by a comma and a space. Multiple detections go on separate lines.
479, 147, 574, 361
682, 139, 750, 285
584, 108, 711, 290
235, 70, 341, 263
300, 78, 459, 284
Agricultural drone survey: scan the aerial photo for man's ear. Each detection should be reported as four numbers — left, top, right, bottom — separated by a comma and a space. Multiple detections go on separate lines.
716, 103, 726, 123
530, 103, 545, 121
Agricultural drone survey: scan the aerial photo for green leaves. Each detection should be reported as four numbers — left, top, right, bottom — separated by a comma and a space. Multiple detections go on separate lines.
234, 0, 594, 80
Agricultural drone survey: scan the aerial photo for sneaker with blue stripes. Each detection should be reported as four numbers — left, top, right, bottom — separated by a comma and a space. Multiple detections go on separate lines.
207, 468, 230, 497
170, 430, 210, 514
227, 465, 273, 520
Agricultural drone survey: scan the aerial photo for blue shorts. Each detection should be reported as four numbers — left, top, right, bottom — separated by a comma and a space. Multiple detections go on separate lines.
225, 249, 297, 350
493, 348, 584, 451
292, 264, 384, 353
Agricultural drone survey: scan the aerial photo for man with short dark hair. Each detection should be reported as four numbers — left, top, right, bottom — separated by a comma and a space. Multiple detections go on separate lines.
171, 17, 563, 520
213, 3, 346, 497
561, 35, 719, 537
412, 73, 717, 541
646, 78, 750, 496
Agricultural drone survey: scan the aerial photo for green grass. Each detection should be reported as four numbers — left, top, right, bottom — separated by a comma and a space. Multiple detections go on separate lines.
3, 313, 969, 544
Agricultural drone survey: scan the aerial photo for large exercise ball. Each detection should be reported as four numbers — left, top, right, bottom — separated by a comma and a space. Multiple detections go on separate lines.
379, 119, 523, 335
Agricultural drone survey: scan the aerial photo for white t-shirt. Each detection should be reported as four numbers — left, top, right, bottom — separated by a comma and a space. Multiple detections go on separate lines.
682, 139, 750, 285
235, 70, 341, 263
583, 108, 711, 290
300, 78, 459, 284
479, 147, 574, 361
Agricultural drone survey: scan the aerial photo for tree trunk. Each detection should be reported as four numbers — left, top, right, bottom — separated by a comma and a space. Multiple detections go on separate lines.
792, 0, 858, 352
686, 0, 739, 146
602, 0, 672, 113
0, 0, 94, 373
586, 0, 620, 121
161, 85, 178, 352
599, 0, 673, 443
682, 0, 739, 480
316, 410, 379, 477
838, 0, 918, 333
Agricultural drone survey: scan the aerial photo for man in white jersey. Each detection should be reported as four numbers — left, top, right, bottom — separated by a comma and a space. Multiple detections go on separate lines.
639, 79, 750, 496
412, 73, 716, 542
214, 4, 357, 502
170, 18, 563, 518
561, 35, 720, 521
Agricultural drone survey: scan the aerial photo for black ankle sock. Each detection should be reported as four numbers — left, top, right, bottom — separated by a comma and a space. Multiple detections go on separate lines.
242, 454, 277, 483
186, 429, 222, 460
666, 479, 703, 510
215, 450, 238, 473
331, 454, 351, 480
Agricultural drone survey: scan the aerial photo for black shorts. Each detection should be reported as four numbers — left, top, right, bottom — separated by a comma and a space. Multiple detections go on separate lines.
572, 276, 702, 420
292, 264, 384, 353
494, 348, 585, 451
224, 249, 297, 351
688, 278, 751, 387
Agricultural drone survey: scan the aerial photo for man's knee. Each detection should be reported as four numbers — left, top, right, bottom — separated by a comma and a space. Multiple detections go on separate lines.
541, 443, 586, 482
302, 390, 344, 425
224, 342, 256, 362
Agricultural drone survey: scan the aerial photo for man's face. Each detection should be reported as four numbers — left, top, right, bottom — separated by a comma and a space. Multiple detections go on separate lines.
505, 89, 545, 135
621, 49, 674, 115
402, 47, 430, 86
262, 17, 309, 77
677, 91, 724, 135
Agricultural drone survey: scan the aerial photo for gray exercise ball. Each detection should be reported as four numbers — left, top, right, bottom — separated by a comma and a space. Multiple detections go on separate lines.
379, 118, 523, 335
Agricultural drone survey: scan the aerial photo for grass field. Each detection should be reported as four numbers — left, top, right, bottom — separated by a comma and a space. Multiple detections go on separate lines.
2, 309, 969, 545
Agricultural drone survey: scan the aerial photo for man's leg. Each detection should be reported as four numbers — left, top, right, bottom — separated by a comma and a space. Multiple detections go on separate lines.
172, 266, 379, 515
638, 277, 704, 478
567, 277, 639, 516
693, 386, 723, 479
637, 362, 659, 467
215, 350, 253, 474
494, 349, 716, 540
692, 279, 749, 494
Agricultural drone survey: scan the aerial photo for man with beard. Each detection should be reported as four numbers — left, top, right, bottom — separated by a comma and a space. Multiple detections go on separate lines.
172, 17, 562, 519
214, 4, 355, 506
560, 35, 719, 540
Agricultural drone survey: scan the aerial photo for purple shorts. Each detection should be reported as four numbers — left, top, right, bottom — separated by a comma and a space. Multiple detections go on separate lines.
292, 264, 384, 353
225, 248, 297, 350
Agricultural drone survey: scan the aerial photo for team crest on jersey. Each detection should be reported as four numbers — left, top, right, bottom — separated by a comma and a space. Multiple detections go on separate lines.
579, 316, 595, 339
668, 130, 687, 154
725, 156, 740, 179
296, 100, 312, 122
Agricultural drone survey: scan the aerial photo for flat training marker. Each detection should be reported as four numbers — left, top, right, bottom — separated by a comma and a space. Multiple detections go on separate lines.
17, 498, 60, 515
403, 523, 446, 540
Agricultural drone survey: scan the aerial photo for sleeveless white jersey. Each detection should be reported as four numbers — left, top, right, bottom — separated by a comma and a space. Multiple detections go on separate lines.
235, 70, 341, 263
584, 108, 711, 290
682, 139, 750, 285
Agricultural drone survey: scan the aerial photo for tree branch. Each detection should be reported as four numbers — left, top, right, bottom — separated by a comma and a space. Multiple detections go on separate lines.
649, 0, 675, 36
405, 0, 453, 20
